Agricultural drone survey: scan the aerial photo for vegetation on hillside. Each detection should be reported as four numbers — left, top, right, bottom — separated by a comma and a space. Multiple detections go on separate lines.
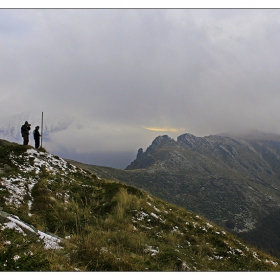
0, 139, 279, 271
72, 133, 280, 259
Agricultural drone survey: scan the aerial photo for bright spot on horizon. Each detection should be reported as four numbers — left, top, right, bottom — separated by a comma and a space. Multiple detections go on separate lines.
142, 126, 186, 133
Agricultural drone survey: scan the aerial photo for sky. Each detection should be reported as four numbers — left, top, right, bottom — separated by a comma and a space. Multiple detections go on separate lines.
1, 3, 280, 168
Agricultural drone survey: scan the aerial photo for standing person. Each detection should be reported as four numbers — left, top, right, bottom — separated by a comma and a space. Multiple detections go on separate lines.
21, 121, 31, 145
33, 126, 41, 149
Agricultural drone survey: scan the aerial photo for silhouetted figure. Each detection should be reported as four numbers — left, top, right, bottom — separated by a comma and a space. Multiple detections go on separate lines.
21, 121, 31, 145
33, 126, 41, 149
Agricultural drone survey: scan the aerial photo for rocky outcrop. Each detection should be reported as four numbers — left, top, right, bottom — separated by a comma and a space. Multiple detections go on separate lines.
126, 135, 176, 170
123, 132, 280, 256
67, 131, 280, 259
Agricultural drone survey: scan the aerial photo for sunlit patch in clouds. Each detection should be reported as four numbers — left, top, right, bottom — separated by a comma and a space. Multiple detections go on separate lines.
2, 9, 280, 168
142, 126, 185, 133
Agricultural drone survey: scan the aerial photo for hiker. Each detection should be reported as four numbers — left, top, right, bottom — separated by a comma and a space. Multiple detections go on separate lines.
21, 121, 31, 145
33, 126, 41, 149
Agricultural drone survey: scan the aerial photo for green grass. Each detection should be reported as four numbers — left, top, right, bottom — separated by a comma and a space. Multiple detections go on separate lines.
1, 139, 280, 271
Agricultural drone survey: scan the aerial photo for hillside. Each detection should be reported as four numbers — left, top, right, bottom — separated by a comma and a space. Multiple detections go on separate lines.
0, 139, 279, 271
69, 132, 280, 259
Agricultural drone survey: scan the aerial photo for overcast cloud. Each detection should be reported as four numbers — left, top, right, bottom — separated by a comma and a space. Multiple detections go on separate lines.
1, 9, 280, 168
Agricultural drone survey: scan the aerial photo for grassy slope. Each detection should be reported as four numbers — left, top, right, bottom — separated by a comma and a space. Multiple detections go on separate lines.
0, 139, 279, 271
67, 136, 280, 260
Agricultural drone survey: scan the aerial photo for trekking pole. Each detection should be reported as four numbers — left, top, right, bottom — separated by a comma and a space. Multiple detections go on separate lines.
41, 112, 43, 148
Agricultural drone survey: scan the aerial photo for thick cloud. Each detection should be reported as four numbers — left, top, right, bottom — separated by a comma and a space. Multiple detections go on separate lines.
1, 9, 280, 167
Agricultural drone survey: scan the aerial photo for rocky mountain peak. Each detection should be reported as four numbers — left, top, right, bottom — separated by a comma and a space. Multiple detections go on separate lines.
177, 133, 199, 148
73, 131, 280, 260
151, 135, 174, 147
126, 135, 176, 170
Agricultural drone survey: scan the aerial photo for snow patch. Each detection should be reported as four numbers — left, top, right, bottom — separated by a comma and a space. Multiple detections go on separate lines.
38, 230, 63, 250
144, 245, 159, 256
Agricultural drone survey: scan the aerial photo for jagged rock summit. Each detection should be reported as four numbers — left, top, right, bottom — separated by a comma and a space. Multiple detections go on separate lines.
124, 132, 280, 258
126, 132, 249, 171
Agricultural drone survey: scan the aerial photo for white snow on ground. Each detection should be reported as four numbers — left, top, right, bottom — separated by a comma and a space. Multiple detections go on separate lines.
151, 212, 159, 219
130, 202, 280, 267
0, 215, 63, 250
10, 149, 78, 176
1, 148, 279, 267
134, 211, 149, 221
2, 175, 37, 208
1, 220, 26, 236
2, 176, 28, 207
265, 259, 278, 266
37, 230, 63, 250
0, 149, 78, 250
6, 216, 36, 234
144, 244, 159, 256
1, 149, 80, 211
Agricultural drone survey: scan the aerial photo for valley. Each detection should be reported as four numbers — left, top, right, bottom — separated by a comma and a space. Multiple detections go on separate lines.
68, 131, 280, 258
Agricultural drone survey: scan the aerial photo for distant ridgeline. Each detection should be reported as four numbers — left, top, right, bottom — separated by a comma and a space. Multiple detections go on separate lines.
73, 131, 280, 260
0, 138, 280, 271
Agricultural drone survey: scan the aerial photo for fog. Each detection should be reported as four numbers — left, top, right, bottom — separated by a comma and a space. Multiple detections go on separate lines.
1, 8, 280, 168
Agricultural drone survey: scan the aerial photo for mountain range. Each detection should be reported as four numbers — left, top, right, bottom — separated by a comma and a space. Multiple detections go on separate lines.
69, 131, 280, 259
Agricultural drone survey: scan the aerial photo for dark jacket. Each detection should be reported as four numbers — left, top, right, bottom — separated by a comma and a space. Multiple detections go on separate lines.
33, 129, 41, 140
21, 124, 30, 137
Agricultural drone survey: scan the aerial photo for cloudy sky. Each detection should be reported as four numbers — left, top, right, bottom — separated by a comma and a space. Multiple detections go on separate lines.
1, 6, 280, 168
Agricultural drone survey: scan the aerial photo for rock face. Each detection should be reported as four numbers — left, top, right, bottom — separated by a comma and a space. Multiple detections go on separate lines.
124, 132, 280, 257
127, 135, 176, 170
